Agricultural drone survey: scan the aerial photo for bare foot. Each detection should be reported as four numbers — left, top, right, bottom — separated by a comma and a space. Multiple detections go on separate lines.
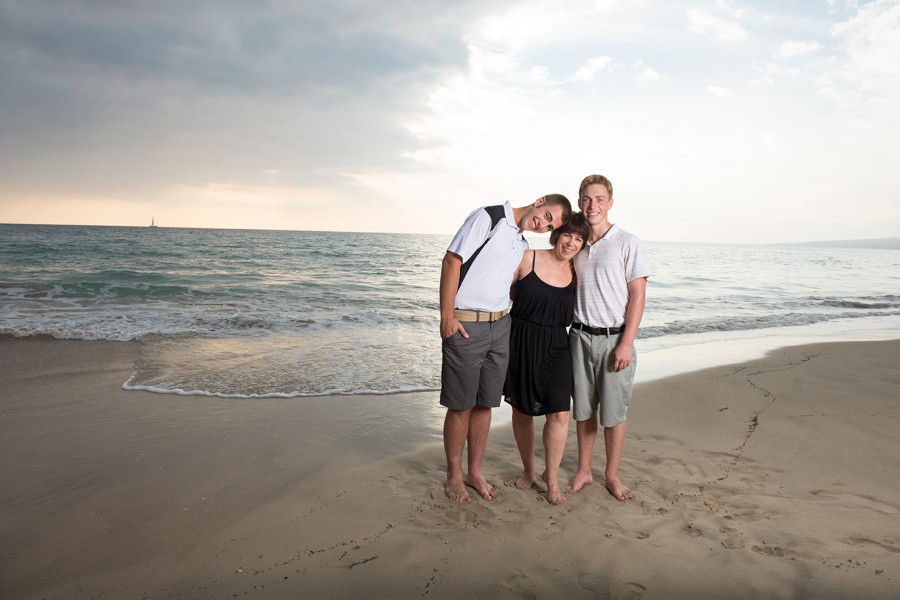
465, 475, 499, 501
542, 472, 567, 505
566, 471, 593, 494
445, 476, 471, 503
547, 491, 568, 505
605, 477, 633, 501
515, 472, 536, 490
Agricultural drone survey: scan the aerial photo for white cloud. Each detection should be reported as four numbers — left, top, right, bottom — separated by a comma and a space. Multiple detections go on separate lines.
706, 85, 733, 97
635, 62, 660, 83
687, 8, 749, 41
570, 56, 614, 82
792, 0, 900, 129
832, 0, 900, 90
776, 40, 822, 58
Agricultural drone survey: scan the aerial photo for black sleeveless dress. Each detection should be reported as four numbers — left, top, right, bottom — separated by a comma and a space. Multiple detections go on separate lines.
503, 255, 576, 416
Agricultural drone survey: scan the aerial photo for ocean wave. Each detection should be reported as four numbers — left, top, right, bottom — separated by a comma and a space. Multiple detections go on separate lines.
1, 280, 202, 301
5, 299, 898, 343
818, 298, 898, 309
121, 379, 441, 398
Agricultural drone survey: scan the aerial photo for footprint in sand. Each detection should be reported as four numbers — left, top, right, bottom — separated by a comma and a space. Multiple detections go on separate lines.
504, 474, 536, 490
643, 454, 705, 479
846, 536, 900, 554
503, 573, 538, 600
443, 506, 478, 526
602, 519, 650, 541
576, 575, 647, 600
718, 526, 745, 550
702, 492, 775, 522
751, 543, 801, 559
535, 518, 573, 541
810, 490, 900, 516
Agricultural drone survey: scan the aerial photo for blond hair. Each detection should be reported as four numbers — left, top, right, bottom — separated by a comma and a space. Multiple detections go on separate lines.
578, 174, 613, 200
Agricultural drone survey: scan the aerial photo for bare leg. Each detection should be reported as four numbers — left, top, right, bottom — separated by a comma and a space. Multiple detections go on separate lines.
443, 408, 471, 502
541, 411, 569, 505
604, 421, 632, 501
511, 408, 536, 489
464, 405, 498, 500
567, 416, 598, 493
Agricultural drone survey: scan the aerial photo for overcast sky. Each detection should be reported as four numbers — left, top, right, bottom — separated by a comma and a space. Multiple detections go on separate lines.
1, 0, 898, 243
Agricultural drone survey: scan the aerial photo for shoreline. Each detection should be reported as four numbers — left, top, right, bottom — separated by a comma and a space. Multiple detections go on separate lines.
2, 336, 899, 599
635, 314, 900, 384
7, 313, 900, 399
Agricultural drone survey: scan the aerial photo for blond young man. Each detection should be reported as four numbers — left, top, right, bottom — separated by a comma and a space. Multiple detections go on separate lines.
567, 175, 649, 501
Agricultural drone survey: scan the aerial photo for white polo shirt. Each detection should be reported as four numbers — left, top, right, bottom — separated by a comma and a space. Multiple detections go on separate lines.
573, 224, 649, 328
447, 201, 528, 312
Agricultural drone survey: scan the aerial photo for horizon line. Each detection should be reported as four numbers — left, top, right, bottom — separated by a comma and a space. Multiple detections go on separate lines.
1, 222, 898, 248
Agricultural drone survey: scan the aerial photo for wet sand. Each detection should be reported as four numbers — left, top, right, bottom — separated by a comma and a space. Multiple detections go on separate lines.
1, 336, 898, 599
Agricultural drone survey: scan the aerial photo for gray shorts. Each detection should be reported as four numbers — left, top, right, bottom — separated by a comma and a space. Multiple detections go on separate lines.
570, 328, 636, 426
440, 316, 511, 410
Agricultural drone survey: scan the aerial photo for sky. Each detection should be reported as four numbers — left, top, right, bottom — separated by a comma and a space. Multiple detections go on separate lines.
1, 0, 899, 243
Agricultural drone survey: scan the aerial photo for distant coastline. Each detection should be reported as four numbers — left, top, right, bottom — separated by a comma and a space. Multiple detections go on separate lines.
1, 223, 898, 248
783, 236, 900, 250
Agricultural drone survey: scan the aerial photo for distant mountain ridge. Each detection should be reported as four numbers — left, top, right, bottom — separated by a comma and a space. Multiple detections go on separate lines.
787, 237, 900, 250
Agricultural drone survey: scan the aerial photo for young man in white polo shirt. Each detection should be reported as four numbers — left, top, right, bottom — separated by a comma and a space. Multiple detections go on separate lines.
440, 195, 572, 503
567, 174, 649, 501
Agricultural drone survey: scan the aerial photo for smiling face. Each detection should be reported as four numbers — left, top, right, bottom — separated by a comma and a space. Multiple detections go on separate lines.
549, 211, 589, 261
519, 197, 567, 234
552, 231, 585, 261
579, 183, 614, 228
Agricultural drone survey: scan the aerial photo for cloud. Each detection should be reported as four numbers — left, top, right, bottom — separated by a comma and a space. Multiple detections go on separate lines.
0, 2, 471, 94
635, 63, 660, 83
775, 40, 822, 58
832, 0, 900, 90
570, 56, 614, 82
686, 8, 749, 41
774, 0, 900, 130
0, 1, 496, 177
0, 0, 547, 233
706, 85, 733, 97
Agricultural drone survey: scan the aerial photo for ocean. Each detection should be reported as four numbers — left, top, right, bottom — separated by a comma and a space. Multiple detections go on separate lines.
2, 223, 899, 398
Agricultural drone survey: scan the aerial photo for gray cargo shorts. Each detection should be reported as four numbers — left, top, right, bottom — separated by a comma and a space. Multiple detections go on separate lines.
570, 327, 636, 426
440, 316, 511, 410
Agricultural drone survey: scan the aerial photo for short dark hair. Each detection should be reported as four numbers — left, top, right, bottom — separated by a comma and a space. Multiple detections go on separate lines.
550, 211, 589, 247
542, 194, 573, 221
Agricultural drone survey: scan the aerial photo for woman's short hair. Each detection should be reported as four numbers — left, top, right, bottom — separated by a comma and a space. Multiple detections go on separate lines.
549, 211, 590, 247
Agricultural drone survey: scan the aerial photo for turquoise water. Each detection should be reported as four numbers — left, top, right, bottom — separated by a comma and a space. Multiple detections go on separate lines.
2, 223, 899, 396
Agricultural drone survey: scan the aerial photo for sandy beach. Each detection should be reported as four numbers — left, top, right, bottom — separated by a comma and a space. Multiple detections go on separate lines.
1, 336, 898, 599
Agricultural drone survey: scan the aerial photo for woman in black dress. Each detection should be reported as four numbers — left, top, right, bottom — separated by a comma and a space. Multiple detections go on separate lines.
504, 213, 588, 505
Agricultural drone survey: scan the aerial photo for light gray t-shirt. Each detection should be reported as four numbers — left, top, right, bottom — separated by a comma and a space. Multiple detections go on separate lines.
573, 224, 649, 327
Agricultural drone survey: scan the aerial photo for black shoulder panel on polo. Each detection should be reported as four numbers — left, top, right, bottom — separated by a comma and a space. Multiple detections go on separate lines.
458, 205, 507, 289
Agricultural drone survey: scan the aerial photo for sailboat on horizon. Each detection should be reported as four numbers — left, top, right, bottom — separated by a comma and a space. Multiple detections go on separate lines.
149, 218, 158, 228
